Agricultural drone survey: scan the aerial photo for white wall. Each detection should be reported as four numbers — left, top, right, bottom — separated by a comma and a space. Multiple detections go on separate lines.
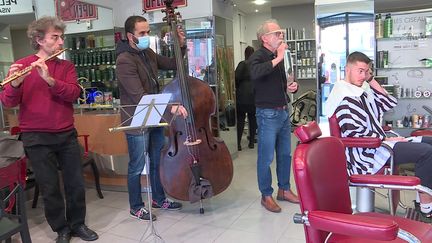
0, 24, 13, 78
212, 0, 234, 21
272, 4, 315, 39
244, 12, 271, 47
11, 29, 33, 60
63, 7, 114, 34
232, 10, 244, 66
33, 0, 56, 19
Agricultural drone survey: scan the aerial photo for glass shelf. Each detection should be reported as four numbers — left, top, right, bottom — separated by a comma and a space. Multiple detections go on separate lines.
68, 46, 115, 52
376, 35, 432, 41
397, 97, 431, 100
376, 66, 431, 70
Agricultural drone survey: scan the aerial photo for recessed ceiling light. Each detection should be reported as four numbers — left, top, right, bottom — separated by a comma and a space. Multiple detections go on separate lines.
2, 36, 8, 40
255, 9, 259, 12
253, 0, 266, 5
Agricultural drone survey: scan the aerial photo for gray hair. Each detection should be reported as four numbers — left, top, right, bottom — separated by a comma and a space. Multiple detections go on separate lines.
27, 16, 66, 50
256, 19, 279, 44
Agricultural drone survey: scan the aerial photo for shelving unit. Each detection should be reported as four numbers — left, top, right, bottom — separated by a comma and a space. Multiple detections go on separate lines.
376, 9, 432, 129
64, 32, 119, 102
286, 38, 316, 80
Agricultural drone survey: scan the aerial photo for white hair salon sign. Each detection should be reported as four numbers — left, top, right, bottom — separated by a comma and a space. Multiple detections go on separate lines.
0, 0, 33, 15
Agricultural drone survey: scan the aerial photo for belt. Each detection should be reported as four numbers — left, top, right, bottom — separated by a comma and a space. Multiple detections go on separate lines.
274, 105, 287, 110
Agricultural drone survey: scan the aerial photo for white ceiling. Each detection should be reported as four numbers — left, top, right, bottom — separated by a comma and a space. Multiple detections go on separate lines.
2, 0, 432, 30
233, 0, 313, 14
233, 0, 432, 14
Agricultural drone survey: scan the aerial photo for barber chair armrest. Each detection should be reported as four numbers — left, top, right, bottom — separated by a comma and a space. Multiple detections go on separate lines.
339, 137, 381, 148
350, 174, 421, 186
307, 210, 398, 241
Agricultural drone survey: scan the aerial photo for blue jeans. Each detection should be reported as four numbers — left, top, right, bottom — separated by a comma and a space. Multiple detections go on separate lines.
256, 108, 292, 196
126, 127, 166, 210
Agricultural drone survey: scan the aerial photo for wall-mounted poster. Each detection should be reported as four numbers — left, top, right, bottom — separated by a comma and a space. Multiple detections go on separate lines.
55, 0, 98, 22
0, 0, 33, 16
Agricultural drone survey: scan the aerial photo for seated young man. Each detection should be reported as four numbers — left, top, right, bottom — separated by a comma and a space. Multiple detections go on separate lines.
325, 51, 432, 217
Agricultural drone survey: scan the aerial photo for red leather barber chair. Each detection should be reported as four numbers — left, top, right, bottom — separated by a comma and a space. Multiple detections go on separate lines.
292, 121, 432, 242
10, 127, 103, 208
0, 157, 32, 243
328, 114, 399, 215
410, 129, 432, 137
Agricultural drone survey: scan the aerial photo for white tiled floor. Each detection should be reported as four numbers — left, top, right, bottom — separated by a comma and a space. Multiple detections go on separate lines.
13, 134, 418, 243
15, 137, 306, 243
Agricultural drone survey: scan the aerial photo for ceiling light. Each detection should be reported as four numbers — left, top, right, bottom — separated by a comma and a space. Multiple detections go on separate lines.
253, 0, 266, 5
2, 36, 8, 40
255, 9, 259, 12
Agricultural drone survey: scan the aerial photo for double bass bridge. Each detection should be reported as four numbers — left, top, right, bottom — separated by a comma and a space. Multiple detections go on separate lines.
183, 139, 202, 146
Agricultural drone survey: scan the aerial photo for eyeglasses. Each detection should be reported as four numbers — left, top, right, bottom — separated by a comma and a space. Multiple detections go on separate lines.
49, 34, 65, 41
264, 29, 285, 36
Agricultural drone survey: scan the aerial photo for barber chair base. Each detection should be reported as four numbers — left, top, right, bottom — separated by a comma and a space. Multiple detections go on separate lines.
355, 187, 375, 213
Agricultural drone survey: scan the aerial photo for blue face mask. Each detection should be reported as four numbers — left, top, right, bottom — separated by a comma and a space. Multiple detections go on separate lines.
134, 35, 150, 50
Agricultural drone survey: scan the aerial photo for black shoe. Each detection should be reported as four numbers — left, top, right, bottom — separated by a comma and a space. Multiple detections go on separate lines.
130, 207, 157, 221
238, 145, 242, 151
247, 136, 258, 143
248, 143, 254, 149
71, 224, 98, 241
152, 199, 182, 210
56, 229, 71, 243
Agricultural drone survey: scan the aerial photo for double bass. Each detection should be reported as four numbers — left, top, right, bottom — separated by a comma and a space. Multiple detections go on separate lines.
160, 0, 233, 207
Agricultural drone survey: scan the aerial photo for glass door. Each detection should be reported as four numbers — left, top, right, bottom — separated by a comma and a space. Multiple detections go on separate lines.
316, 11, 374, 119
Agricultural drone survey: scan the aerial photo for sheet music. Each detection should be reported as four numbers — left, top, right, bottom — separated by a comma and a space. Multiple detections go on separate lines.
284, 49, 293, 76
130, 93, 172, 128
284, 49, 294, 86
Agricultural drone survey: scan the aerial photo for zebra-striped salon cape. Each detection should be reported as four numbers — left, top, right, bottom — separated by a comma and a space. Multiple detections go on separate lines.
334, 85, 397, 175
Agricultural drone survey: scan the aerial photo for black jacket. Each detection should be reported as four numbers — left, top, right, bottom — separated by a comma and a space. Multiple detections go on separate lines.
235, 60, 254, 105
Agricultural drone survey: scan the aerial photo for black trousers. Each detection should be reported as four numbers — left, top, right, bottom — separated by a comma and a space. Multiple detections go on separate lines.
236, 104, 256, 147
393, 136, 432, 189
24, 134, 86, 232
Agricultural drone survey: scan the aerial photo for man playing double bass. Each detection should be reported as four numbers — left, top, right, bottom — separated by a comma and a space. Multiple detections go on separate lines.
115, 15, 188, 221
0, 16, 98, 243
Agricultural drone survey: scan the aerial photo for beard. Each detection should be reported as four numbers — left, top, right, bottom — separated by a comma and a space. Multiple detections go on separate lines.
270, 39, 282, 50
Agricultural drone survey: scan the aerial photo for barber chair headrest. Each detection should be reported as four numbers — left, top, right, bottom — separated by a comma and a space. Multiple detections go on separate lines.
294, 121, 322, 143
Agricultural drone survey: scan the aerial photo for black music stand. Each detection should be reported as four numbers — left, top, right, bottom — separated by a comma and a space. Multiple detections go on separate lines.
109, 93, 180, 243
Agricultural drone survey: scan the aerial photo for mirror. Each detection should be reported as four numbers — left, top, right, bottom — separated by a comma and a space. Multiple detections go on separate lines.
315, 0, 375, 120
